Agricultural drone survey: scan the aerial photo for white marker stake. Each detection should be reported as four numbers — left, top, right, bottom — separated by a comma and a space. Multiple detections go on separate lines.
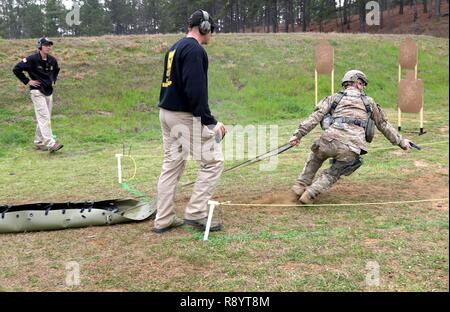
116, 154, 123, 184
204, 201, 219, 241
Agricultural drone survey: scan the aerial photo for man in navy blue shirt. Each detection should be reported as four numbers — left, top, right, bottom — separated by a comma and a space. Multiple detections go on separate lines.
154, 10, 226, 233
13, 37, 63, 152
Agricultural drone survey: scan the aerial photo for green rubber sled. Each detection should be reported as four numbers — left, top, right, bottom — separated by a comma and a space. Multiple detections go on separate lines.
0, 199, 156, 233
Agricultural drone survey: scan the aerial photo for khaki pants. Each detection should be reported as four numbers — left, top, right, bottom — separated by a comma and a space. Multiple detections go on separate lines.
155, 108, 224, 229
31, 90, 55, 148
296, 137, 360, 198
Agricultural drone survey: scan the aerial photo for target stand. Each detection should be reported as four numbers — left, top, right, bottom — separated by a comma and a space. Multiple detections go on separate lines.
315, 39, 334, 105
398, 37, 426, 135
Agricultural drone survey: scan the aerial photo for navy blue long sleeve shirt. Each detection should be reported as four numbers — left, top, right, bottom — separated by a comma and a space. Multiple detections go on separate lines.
13, 52, 60, 96
158, 37, 217, 126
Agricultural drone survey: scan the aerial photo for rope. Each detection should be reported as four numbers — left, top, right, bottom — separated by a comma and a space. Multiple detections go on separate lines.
222, 143, 293, 174
370, 140, 448, 152
116, 140, 449, 206
181, 143, 293, 187
218, 198, 449, 208
122, 155, 137, 182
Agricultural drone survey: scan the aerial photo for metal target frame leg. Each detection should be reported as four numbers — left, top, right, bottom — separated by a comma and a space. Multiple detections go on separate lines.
419, 106, 426, 135
416, 65, 426, 136
398, 65, 402, 132
315, 69, 334, 107
331, 69, 334, 95
315, 70, 318, 105
398, 63, 426, 135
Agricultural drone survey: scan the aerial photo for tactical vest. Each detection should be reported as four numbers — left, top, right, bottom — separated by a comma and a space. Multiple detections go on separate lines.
320, 91, 375, 143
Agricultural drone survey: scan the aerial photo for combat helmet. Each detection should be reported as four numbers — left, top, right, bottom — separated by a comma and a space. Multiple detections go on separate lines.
341, 70, 368, 86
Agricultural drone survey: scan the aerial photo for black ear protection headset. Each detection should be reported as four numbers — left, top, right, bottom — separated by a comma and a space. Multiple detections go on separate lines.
37, 37, 45, 50
198, 10, 211, 35
37, 37, 52, 50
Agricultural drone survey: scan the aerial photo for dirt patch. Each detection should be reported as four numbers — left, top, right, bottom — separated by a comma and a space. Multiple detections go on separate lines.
409, 173, 449, 208
231, 77, 246, 91
116, 42, 141, 52
414, 160, 430, 168
255, 190, 299, 205
363, 239, 381, 247
103, 288, 128, 292
132, 103, 155, 113
439, 126, 449, 134
391, 150, 404, 156
73, 72, 85, 81
432, 200, 448, 211
438, 167, 449, 175
399, 166, 413, 174
281, 261, 302, 271
96, 110, 114, 116
152, 42, 168, 53
300, 263, 333, 274
439, 274, 449, 285
243, 172, 449, 209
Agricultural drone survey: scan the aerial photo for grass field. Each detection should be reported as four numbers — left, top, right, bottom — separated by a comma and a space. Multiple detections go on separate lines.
0, 33, 448, 291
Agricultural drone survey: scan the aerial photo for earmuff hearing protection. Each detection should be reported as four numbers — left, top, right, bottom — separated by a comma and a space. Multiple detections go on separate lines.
37, 38, 44, 50
198, 10, 211, 35
37, 37, 53, 50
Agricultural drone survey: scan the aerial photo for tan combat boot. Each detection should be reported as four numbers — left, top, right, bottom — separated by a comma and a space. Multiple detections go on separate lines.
299, 191, 314, 205
291, 183, 306, 197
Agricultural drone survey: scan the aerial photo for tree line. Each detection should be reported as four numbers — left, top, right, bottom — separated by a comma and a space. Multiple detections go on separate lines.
0, 0, 447, 39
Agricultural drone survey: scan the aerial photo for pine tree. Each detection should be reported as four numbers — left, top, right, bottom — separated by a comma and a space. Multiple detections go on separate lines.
43, 0, 65, 37
20, 0, 45, 38
73, 0, 111, 36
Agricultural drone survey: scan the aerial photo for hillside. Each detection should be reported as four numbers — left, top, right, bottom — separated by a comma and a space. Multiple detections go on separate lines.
0, 33, 448, 151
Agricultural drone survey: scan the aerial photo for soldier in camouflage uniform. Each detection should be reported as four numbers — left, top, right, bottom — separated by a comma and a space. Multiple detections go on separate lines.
289, 70, 415, 204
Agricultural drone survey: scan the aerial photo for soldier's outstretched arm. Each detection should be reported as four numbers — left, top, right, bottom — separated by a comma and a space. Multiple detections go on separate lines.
371, 101, 414, 150
289, 96, 333, 146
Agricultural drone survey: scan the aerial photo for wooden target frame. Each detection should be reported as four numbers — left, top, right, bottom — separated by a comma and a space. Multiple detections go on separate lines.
315, 40, 334, 105
397, 37, 425, 135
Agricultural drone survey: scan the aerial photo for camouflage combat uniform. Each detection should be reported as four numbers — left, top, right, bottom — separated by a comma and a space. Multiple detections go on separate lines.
292, 86, 404, 200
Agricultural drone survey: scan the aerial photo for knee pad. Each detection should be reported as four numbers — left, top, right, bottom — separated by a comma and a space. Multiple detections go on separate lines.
329, 157, 363, 177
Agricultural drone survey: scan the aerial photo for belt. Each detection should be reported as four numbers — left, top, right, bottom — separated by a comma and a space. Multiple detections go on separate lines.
332, 117, 367, 129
